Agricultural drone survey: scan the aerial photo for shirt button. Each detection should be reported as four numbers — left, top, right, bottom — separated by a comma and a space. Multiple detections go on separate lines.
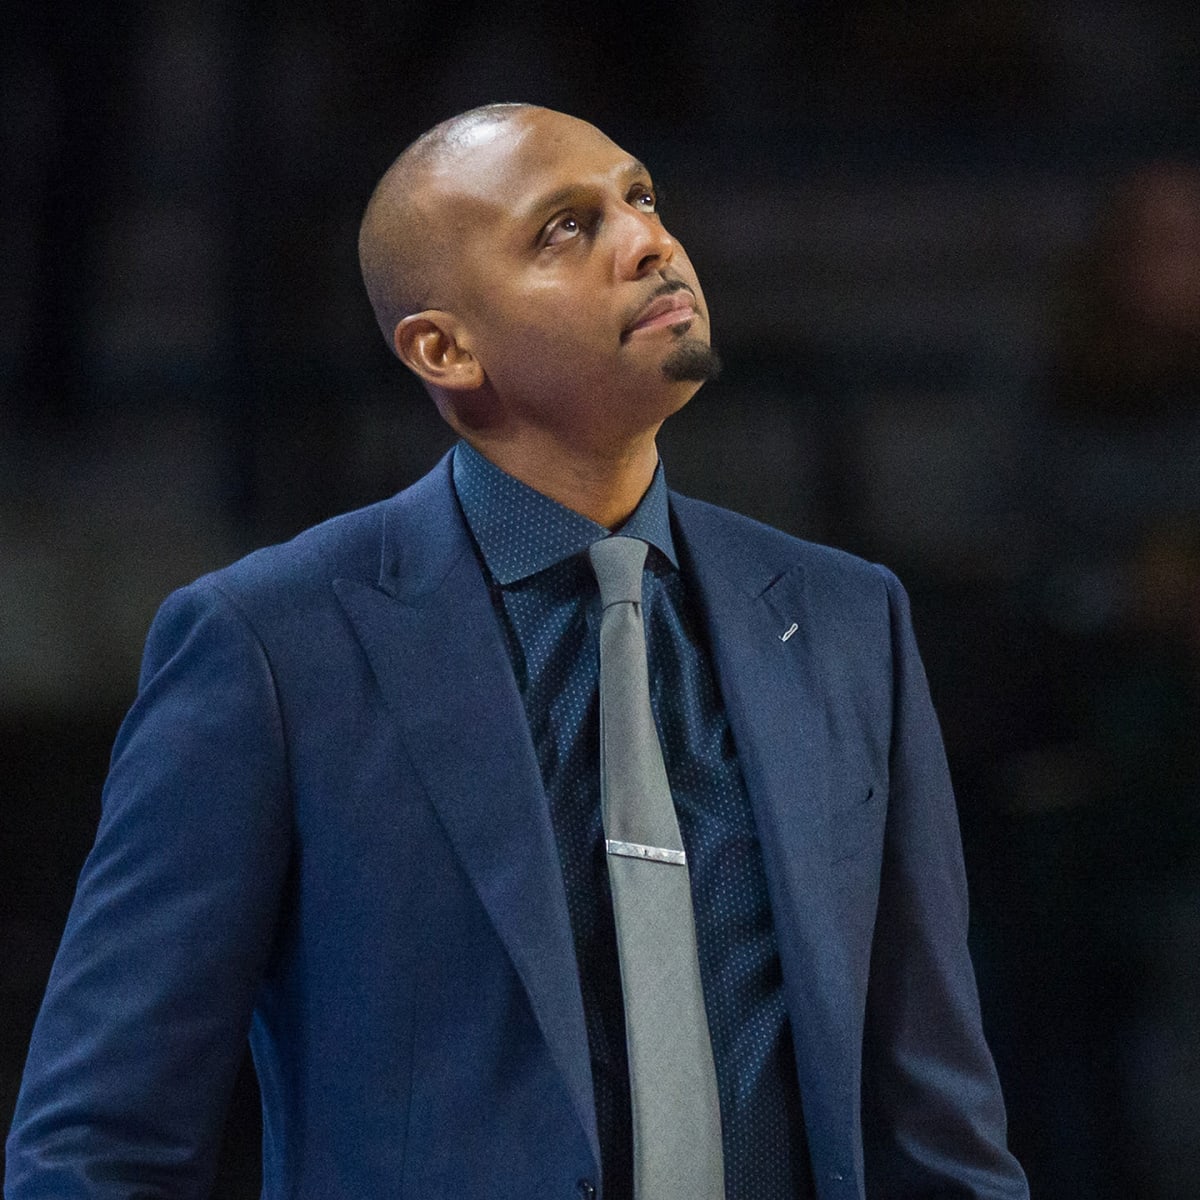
576, 1180, 596, 1199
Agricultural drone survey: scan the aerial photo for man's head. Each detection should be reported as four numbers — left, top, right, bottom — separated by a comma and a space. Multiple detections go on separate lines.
358, 104, 719, 455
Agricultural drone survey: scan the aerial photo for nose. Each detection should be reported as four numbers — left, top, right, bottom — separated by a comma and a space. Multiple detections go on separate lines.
612, 204, 676, 279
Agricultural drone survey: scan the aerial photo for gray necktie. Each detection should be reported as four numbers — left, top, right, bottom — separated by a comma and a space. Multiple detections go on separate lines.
588, 535, 725, 1200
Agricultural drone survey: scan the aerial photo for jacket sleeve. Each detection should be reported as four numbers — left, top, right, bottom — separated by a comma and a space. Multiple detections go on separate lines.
860, 565, 1029, 1198
5, 580, 291, 1200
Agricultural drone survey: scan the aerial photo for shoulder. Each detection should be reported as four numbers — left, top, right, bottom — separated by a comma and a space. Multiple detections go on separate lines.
668, 490, 902, 612
193, 454, 454, 607
167, 498, 388, 638
212, 498, 388, 598
154, 454, 458, 647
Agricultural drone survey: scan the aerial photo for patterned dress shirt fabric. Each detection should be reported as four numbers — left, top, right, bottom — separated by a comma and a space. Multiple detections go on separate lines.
452, 439, 812, 1200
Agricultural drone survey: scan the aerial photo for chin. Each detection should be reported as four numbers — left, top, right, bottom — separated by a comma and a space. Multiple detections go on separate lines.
662, 339, 722, 384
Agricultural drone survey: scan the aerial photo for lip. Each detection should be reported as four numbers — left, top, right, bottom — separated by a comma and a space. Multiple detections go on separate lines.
622, 288, 698, 340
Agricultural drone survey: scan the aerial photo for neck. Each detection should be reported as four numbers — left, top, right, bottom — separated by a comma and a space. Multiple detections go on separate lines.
462, 428, 661, 528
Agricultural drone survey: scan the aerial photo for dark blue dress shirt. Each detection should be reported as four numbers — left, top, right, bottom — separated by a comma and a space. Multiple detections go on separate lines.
453, 440, 812, 1200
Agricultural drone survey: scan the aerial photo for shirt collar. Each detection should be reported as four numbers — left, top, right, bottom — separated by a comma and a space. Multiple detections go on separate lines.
452, 439, 678, 586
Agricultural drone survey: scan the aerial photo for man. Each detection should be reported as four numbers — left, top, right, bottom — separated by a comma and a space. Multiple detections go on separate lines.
7, 104, 1029, 1199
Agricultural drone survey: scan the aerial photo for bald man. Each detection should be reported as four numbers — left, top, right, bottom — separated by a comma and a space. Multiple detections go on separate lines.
7, 105, 1029, 1200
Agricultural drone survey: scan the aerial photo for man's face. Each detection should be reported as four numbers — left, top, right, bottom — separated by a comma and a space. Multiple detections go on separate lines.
423, 108, 717, 448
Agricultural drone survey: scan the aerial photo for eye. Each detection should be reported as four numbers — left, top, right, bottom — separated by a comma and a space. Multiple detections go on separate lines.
543, 213, 583, 247
629, 185, 658, 214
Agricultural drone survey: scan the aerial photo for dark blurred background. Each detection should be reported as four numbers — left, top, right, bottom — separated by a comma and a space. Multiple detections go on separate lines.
3, 1, 1199, 1196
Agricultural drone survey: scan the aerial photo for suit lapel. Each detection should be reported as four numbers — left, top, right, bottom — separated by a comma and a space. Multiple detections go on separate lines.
671, 496, 860, 1170
332, 460, 598, 1168
327, 466, 862, 1182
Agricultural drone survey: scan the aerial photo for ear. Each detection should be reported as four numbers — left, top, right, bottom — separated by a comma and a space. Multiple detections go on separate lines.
393, 311, 485, 391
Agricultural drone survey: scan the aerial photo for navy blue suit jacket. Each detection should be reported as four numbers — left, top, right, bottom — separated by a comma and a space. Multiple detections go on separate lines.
7, 453, 1027, 1199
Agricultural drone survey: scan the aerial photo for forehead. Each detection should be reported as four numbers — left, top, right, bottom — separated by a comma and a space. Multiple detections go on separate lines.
423, 109, 643, 232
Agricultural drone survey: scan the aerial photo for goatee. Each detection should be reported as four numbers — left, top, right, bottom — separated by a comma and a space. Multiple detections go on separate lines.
662, 340, 722, 383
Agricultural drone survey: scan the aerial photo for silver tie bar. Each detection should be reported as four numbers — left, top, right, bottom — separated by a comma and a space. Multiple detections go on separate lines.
605, 839, 687, 866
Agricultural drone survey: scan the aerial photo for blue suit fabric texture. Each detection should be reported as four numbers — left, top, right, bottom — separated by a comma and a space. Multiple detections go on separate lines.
6, 450, 1030, 1200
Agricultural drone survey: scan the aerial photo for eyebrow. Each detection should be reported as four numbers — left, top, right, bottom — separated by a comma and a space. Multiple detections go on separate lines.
522, 158, 650, 226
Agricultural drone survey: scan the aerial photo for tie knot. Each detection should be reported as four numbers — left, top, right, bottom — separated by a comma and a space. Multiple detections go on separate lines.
588, 536, 648, 607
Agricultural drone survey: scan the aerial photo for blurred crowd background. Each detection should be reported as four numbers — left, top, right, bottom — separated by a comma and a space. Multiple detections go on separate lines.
3, 1, 1199, 1196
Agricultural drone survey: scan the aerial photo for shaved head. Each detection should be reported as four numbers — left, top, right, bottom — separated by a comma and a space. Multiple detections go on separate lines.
354, 99, 716, 479
358, 102, 536, 351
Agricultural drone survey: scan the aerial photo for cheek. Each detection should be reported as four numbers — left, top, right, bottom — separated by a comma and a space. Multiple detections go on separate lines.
471, 315, 605, 400
479, 295, 606, 365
